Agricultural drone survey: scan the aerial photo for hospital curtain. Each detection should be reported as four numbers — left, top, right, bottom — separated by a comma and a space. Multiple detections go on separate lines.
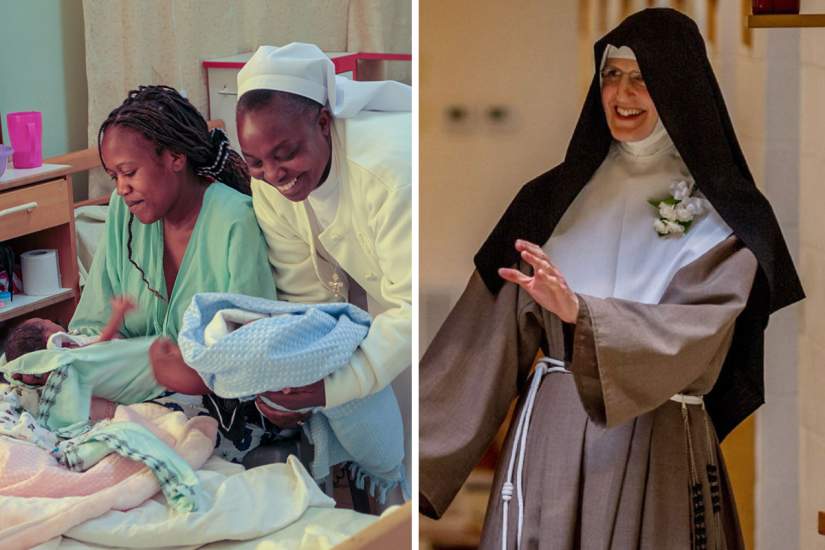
82, 0, 411, 197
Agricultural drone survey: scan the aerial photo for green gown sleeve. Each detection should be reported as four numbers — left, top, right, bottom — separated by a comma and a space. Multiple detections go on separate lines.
68, 192, 123, 337
224, 208, 278, 300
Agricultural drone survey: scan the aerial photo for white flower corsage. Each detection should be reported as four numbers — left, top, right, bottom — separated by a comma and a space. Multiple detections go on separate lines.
648, 180, 707, 237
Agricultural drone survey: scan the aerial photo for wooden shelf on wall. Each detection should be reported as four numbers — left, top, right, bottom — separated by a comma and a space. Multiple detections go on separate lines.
748, 14, 825, 28
0, 289, 74, 323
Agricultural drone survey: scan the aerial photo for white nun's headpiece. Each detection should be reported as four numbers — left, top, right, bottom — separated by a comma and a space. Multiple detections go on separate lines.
603, 44, 637, 63
599, 43, 668, 147
599, 44, 638, 79
237, 43, 411, 118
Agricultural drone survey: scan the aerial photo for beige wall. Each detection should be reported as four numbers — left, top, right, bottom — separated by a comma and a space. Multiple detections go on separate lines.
798, 2, 825, 548
419, 0, 580, 348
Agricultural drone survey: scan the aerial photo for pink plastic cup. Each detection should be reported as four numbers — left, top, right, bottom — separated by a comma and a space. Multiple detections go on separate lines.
6, 112, 43, 169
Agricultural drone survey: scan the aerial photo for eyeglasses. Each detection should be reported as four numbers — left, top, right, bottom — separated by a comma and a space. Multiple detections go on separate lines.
600, 67, 646, 89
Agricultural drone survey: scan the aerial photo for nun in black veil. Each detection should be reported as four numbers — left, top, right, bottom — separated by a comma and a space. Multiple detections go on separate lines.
420, 8, 803, 550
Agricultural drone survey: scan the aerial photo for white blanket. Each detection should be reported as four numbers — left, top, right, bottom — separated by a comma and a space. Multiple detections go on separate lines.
29, 456, 378, 549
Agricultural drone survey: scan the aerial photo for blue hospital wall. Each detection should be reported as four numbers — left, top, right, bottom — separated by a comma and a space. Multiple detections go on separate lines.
0, 0, 87, 197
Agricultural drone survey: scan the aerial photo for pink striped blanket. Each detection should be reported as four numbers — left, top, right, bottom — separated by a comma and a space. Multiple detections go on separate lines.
0, 402, 216, 549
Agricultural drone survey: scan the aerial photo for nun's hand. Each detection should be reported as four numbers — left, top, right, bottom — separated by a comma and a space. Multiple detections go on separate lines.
255, 381, 325, 429
498, 239, 579, 324
254, 398, 310, 429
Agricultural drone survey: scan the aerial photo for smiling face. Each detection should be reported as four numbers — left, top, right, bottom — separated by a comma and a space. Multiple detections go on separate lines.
236, 95, 332, 202
600, 58, 660, 142
101, 125, 188, 224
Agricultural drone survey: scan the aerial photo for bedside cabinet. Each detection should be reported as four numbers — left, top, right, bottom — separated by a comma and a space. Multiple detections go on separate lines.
0, 164, 79, 329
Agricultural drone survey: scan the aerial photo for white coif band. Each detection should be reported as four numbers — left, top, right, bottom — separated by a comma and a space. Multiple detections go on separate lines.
500, 357, 570, 550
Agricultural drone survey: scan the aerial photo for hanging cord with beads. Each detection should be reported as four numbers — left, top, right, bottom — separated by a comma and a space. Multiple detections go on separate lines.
702, 402, 722, 549
682, 400, 707, 550
195, 128, 230, 180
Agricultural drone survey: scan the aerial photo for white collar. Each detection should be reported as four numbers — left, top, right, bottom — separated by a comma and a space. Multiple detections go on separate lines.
307, 138, 342, 229
616, 119, 673, 158
310, 145, 339, 203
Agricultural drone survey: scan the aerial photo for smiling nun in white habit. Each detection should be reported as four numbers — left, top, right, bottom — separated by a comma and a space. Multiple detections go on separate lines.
233, 44, 413, 498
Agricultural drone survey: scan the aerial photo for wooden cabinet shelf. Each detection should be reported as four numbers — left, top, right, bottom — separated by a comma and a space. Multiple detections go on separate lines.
0, 164, 79, 330
748, 14, 825, 28
0, 289, 74, 323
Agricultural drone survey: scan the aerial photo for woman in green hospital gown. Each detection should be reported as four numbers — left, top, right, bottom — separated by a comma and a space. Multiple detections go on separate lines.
69, 85, 275, 341
69, 86, 277, 458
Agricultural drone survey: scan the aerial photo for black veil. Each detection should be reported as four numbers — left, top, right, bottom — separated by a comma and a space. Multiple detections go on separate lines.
474, 8, 804, 439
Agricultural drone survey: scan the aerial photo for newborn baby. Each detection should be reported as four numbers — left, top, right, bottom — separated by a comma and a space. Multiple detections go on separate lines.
4, 296, 136, 385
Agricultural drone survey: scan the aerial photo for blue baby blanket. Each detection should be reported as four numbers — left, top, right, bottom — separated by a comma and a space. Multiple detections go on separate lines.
177, 293, 407, 501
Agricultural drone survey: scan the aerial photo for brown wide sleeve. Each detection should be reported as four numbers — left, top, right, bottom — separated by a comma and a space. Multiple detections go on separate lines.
419, 270, 544, 518
569, 235, 758, 428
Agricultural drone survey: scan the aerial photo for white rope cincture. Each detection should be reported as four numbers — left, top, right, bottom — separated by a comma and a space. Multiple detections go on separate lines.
500, 356, 570, 550
669, 393, 704, 406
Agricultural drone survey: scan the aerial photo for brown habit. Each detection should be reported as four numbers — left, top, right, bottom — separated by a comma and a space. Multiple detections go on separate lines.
420, 236, 757, 549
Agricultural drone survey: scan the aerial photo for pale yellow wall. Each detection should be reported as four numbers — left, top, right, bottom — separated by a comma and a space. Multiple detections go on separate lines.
420, 0, 580, 348
798, 2, 825, 548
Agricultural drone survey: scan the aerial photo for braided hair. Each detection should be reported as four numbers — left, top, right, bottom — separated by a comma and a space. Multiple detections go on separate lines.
98, 84, 251, 301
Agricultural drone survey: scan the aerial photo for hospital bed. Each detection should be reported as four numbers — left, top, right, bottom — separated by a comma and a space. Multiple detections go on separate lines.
10, 130, 414, 549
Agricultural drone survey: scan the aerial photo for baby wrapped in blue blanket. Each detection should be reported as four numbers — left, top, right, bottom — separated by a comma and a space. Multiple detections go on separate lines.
176, 292, 407, 501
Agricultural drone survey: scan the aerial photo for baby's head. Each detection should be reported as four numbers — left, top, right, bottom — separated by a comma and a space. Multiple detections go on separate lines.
5, 318, 64, 361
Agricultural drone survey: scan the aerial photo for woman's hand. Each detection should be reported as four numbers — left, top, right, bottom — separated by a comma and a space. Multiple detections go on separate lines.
498, 239, 580, 324
149, 337, 209, 395
255, 380, 325, 429
149, 337, 183, 372
97, 295, 137, 342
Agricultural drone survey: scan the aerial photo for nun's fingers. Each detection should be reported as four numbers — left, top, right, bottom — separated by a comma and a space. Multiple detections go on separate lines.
524, 272, 574, 320
519, 241, 561, 271
542, 257, 564, 279
514, 239, 542, 253
515, 240, 566, 276
515, 239, 550, 261
549, 272, 573, 292
533, 268, 566, 292
520, 249, 553, 274
498, 267, 532, 286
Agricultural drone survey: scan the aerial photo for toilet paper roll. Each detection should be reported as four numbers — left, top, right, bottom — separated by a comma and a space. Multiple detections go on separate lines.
21, 249, 61, 296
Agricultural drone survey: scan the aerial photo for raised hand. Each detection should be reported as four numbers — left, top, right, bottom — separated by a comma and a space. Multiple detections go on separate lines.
498, 239, 580, 324
110, 295, 136, 316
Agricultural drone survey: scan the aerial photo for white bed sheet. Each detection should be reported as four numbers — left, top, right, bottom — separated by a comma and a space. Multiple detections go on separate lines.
30, 456, 378, 549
